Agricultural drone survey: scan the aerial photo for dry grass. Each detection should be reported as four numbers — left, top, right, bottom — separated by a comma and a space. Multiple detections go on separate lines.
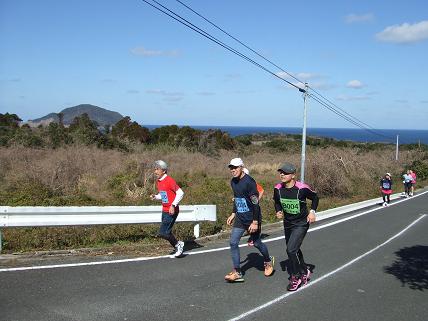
0, 144, 425, 253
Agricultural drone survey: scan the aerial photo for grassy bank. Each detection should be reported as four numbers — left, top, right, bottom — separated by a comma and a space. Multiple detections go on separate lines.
1, 140, 427, 253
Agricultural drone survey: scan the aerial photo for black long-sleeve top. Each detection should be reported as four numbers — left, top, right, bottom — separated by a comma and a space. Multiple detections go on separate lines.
273, 181, 319, 223
231, 174, 261, 225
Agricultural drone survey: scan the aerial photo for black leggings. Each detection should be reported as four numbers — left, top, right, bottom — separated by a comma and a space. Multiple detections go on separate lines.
382, 193, 391, 203
404, 182, 412, 195
284, 220, 310, 277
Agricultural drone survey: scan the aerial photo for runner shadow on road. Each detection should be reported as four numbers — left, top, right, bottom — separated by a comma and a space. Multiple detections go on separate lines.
184, 240, 204, 251
383, 245, 428, 291
240, 253, 266, 274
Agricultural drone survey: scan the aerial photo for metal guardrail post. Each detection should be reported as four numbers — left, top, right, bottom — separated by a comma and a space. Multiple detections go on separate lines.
193, 223, 200, 238
0, 229, 2, 253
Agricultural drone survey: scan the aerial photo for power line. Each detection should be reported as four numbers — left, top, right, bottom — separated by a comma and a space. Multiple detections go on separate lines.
174, 0, 395, 141
308, 93, 393, 140
141, 0, 301, 91
174, 0, 302, 86
142, 0, 394, 141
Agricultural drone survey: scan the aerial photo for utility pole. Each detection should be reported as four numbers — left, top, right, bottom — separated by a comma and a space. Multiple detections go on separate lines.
300, 83, 309, 182
395, 135, 399, 161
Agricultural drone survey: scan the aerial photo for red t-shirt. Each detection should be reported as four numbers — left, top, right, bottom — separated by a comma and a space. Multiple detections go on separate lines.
157, 175, 180, 212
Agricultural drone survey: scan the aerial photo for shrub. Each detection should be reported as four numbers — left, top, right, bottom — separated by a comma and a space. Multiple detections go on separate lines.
410, 160, 428, 180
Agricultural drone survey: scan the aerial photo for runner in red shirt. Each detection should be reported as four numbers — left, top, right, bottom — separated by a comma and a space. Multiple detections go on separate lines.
150, 160, 185, 258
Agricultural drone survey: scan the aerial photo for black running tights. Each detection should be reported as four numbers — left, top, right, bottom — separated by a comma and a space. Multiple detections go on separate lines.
284, 221, 310, 277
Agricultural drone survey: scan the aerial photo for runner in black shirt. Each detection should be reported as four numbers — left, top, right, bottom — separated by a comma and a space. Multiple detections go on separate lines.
224, 158, 274, 282
380, 173, 392, 206
273, 163, 319, 291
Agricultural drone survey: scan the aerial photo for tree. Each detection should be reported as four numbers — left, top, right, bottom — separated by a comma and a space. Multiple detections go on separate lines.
0, 113, 23, 146
68, 113, 101, 145
46, 122, 71, 148
0, 113, 22, 128
111, 116, 150, 143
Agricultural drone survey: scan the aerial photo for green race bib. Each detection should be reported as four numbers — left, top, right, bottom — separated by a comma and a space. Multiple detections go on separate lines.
280, 198, 300, 215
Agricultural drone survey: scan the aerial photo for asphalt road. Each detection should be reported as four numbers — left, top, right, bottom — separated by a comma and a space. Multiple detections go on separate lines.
1, 193, 427, 321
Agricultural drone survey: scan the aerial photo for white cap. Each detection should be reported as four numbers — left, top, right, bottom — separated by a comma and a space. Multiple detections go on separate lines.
243, 168, 250, 175
154, 160, 168, 170
228, 157, 244, 167
386, 172, 391, 177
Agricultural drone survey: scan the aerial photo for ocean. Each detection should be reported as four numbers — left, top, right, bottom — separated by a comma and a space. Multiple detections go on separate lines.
146, 125, 428, 145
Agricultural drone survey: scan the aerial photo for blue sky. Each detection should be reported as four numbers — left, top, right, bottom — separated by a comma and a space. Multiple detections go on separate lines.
1, 0, 427, 129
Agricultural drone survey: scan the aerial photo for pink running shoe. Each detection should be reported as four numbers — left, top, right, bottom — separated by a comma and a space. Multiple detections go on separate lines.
301, 268, 311, 286
287, 275, 302, 291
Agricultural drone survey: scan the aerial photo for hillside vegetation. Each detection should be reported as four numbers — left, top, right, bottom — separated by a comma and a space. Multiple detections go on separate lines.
1, 112, 427, 253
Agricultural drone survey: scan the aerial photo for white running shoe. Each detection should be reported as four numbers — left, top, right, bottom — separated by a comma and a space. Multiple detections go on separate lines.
383, 202, 387, 207
172, 241, 184, 258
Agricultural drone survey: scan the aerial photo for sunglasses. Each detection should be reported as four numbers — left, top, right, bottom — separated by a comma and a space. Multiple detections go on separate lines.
279, 171, 293, 175
229, 165, 239, 170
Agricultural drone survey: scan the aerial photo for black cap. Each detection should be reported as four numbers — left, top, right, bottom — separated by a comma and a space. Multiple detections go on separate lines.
278, 162, 296, 174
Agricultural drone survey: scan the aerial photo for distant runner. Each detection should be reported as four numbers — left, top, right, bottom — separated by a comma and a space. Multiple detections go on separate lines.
225, 158, 274, 282
273, 163, 319, 291
150, 160, 185, 258
410, 170, 417, 196
380, 173, 393, 206
402, 170, 413, 198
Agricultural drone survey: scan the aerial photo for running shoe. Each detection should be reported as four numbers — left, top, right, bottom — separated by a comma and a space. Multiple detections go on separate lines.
382, 202, 387, 207
287, 275, 302, 291
300, 268, 311, 286
172, 240, 184, 258
224, 270, 244, 282
264, 256, 275, 277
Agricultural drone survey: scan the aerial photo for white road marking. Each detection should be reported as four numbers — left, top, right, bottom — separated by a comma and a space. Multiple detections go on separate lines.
0, 191, 426, 272
228, 214, 427, 321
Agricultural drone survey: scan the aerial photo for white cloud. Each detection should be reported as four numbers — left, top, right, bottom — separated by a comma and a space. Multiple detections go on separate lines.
376, 20, 428, 43
146, 89, 184, 97
146, 89, 184, 103
310, 82, 336, 90
345, 13, 374, 24
228, 90, 257, 94
196, 92, 216, 96
281, 80, 333, 91
336, 94, 371, 101
346, 80, 364, 89
130, 47, 179, 57
276, 71, 321, 82
224, 73, 241, 81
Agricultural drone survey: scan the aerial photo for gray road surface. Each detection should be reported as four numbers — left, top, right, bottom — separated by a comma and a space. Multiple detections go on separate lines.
1, 193, 427, 321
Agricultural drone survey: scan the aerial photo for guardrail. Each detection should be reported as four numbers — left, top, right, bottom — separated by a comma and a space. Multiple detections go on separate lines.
0, 205, 216, 252
316, 192, 403, 221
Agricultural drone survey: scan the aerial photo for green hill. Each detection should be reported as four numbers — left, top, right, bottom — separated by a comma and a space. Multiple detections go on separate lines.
28, 104, 123, 126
